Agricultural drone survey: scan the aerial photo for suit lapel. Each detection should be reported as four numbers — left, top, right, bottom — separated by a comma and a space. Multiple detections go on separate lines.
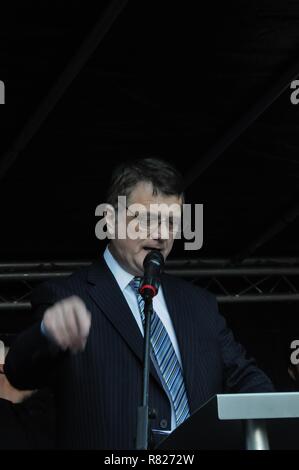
86, 259, 163, 390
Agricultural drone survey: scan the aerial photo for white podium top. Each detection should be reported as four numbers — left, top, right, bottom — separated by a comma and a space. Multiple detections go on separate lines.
217, 392, 299, 420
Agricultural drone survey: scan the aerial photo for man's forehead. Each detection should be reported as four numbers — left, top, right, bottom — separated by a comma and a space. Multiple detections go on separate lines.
128, 181, 183, 207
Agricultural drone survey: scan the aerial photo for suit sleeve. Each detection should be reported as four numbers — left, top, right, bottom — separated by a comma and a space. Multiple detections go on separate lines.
4, 282, 68, 390
211, 296, 275, 393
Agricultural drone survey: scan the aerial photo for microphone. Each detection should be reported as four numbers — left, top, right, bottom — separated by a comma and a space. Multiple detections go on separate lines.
139, 250, 165, 299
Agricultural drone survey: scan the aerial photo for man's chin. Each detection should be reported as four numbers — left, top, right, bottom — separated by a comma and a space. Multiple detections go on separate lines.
132, 268, 143, 278
134, 258, 146, 276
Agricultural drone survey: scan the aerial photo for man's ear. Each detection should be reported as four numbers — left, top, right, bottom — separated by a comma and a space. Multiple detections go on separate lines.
0, 340, 4, 366
95, 203, 116, 240
105, 204, 116, 239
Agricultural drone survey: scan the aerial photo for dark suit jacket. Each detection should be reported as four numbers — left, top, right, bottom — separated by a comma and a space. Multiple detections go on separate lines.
4, 256, 274, 449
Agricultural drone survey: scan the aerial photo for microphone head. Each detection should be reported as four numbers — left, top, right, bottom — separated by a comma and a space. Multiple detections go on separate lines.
143, 249, 165, 272
140, 249, 164, 298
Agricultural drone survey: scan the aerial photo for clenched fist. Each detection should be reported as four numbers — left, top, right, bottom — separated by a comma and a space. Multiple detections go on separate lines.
42, 296, 91, 353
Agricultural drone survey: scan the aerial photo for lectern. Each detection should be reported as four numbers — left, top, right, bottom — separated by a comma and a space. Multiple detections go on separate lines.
157, 393, 299, 450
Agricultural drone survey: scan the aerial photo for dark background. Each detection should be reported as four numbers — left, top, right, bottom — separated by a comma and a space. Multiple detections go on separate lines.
1, 0, 299, 389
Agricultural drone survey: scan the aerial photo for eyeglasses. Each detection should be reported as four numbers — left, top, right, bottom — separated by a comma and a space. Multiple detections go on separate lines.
125, 205, 182, 235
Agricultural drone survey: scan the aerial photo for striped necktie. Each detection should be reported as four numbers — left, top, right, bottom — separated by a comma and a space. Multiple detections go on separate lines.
130, 277, 190, 427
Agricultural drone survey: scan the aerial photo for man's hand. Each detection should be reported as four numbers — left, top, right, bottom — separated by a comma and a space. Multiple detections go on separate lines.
43, 296, 91, 353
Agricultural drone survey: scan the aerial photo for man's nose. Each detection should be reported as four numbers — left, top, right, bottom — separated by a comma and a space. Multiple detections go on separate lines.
149, 225, 161, 240
150, 220, 169, 240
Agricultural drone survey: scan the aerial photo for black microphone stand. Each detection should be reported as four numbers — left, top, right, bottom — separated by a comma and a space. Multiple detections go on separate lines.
135, 249, 164, 450
135, 293, 154, 450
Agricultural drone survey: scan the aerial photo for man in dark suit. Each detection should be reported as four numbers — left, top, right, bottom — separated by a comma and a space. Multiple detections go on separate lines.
4, 157, 274, 449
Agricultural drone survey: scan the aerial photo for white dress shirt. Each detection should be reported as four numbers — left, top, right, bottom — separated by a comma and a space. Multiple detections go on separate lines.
103, 245, 183, 431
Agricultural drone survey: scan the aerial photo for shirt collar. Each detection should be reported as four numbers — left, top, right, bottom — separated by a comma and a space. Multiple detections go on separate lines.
103, 245, 134, 292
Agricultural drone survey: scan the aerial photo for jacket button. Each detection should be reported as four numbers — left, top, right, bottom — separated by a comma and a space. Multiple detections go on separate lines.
160, 419, 168, 429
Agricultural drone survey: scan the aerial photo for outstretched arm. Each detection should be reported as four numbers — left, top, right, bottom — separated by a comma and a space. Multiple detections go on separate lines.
4, 283, 91, 390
